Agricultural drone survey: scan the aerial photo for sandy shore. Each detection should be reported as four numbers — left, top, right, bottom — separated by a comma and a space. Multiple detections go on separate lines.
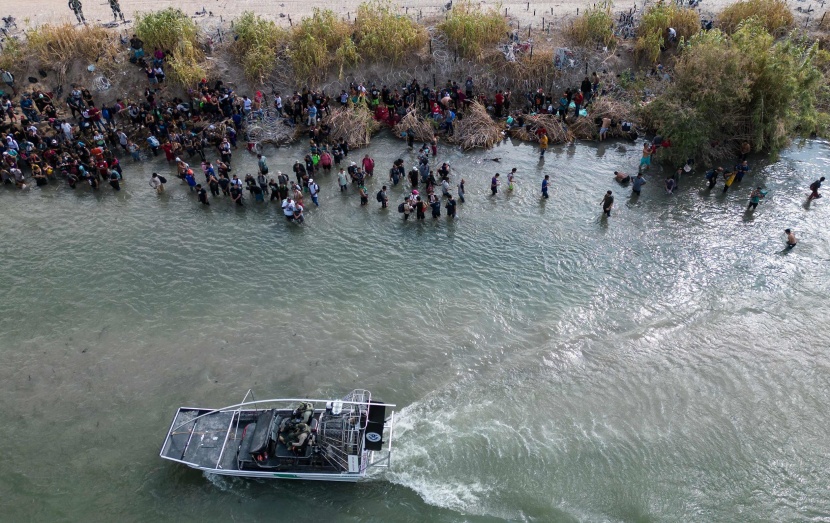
4, 0, 741, 33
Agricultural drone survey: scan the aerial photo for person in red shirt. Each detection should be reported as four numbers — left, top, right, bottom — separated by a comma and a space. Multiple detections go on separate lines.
362, 154, 375, 177
96, 159, 109, 180
161, 141, 175, 162
572, 90, 584, 118
494, 90, 505, 117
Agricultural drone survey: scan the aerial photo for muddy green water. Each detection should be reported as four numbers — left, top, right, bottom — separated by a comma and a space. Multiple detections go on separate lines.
0, 135, 828, 522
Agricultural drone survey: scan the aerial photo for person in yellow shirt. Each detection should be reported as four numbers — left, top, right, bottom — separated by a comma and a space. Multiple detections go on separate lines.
539, 132, 549, 159
723, 170, 737, 193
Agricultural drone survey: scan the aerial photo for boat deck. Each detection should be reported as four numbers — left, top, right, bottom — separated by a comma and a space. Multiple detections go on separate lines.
161, 408, 239, 470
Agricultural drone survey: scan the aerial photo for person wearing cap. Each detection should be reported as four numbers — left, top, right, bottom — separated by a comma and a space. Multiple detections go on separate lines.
309, 178, 320, 206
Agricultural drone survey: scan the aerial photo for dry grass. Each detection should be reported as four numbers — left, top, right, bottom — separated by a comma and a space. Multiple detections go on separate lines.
568, 97, 637, 139
394, 111, 435, 142
326, 105, 379, 148
566, 3, 616, 49
449, 101, 504, 149
26, 24, 119, 79
355, 0, 428, 64
499, 49, 557, 88
438, 0, 509, 59
717, 0, 794, 36
509, 114, 571, 144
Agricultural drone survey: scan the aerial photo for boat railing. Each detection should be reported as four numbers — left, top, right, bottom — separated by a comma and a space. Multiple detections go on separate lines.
166, 396, 393, 436
214, 389, 256, 469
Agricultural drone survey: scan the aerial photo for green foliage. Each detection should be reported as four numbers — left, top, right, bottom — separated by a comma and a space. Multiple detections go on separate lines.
0, 36, 24, 73
354, 0, 428, 63
233, 12, 288, 83
438, 0, 508, 59
642, 21, 824, 162
135, 8, 200, 53
136, 8, 205, 87
567, 3, 616, 48
290, 8, 353, 83
717, 0, 794, 36
635, 1, 699, 63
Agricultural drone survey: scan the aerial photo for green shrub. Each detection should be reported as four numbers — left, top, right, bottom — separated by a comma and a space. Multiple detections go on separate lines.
136, 8, 205, 87
290, 8, 353, 83
135, 8, 200, 53
566, 3, 615, 48
354, 0, 427, 63
635, 1, 700, 63
717, 0, 794, 36
642, 21, 823, 161
233, 12, 288, 83
438, 0, 508, 59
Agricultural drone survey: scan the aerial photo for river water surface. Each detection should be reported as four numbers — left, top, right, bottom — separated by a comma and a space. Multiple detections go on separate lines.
1, 135, 828, 522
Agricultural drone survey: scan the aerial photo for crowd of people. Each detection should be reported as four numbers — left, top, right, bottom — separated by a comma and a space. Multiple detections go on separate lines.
0, 51, 820, 247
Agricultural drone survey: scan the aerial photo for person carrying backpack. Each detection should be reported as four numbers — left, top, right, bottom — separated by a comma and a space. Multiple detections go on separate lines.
377, 186, 388, 209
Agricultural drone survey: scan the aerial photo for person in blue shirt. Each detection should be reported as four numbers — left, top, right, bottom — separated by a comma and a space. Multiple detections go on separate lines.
632, 173, 646, 195
307, 104, 318, 126
184, 170, 197, 191
735, 160, 750, 182
541, 175, 550, 199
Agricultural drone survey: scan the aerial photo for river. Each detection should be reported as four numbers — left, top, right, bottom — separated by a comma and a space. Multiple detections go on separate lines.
1, 134, 828, 522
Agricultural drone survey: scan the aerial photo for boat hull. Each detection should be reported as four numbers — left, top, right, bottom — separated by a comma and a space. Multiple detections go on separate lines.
195, 466, 365, 482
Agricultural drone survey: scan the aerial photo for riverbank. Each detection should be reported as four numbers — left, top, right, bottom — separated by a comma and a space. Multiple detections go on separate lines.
1, 133, 828, 521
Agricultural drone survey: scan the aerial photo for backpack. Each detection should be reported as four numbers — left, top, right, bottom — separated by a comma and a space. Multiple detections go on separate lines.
397, 202, 405, 213
158, 175, 167, 184
810, 180, 820, 191
705, 170, 715, 180
376, 190, 384, 202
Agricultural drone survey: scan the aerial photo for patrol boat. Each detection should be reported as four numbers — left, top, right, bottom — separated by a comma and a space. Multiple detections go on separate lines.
159, 389, 395, 482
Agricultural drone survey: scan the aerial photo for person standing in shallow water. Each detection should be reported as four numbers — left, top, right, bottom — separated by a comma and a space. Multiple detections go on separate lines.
491, 173, 500, 195
601, 190, 614, 217
785, 229, 797, 249
542, 175, 550, 199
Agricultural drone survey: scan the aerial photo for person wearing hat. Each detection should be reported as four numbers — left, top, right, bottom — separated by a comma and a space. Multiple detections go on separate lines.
308, 178, 320, 206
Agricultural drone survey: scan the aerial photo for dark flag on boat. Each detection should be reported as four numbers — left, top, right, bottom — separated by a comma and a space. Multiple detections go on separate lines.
364, 401, 386, 451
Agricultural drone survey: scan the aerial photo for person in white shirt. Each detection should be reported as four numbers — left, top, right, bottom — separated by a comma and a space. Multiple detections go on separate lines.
274, 93, 283, 115
308, 179, 320, 206
149, 172, 164, 193
281, 197, 295, 221
61, 121, 74, 142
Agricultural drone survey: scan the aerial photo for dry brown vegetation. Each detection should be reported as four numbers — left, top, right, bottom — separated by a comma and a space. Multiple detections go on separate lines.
717, 0, 794, 36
